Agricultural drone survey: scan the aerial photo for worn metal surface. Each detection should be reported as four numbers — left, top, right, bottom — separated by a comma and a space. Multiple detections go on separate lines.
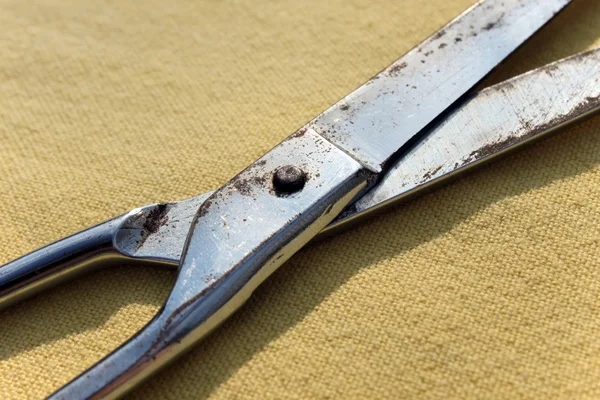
273, 165, 307, 193
329, 47, 600, 231
309, 0, 572, 171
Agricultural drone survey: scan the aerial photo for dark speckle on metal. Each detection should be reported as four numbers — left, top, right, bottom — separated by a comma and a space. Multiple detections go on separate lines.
273, 165, 306, 194
143, 203, 169, 234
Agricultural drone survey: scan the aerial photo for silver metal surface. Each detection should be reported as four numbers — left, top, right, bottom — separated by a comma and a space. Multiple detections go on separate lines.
310, 0, 572, 171
330, 47, 600, 231
49, 2, 580, 395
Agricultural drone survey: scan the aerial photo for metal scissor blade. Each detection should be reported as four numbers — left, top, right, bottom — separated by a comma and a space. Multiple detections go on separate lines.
311, 0, 573, 171
327, 47, 600, 233
6, 46, 596, 313
2, 1, 574, 309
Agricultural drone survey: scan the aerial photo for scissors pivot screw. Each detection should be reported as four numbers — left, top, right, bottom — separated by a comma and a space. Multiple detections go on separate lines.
273, 165, 306, 193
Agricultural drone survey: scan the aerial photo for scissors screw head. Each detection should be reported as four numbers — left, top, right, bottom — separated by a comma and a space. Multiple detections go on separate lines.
273, 165, 306, 193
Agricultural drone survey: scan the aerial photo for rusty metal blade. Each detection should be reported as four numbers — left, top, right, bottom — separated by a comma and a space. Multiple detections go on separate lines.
327, 48, 600, 233
310, 0, 572, 171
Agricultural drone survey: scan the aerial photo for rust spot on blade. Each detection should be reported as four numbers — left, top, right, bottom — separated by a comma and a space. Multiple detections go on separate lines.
197, 199, 212, 218
143, 204, 169, 234
133, 203, 172, 251
420, 165, 443, 183
387, 62, 408, 77
432, 29, 446, 40
292, 127, 308, 138
463, 95, 600, 166
232, 174, 269, 196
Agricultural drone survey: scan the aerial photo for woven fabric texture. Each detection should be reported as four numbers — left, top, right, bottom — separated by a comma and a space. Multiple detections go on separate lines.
1, 0, 600, 398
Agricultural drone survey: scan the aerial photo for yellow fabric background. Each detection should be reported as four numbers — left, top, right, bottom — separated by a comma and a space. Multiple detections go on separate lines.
1, 0, 599, 398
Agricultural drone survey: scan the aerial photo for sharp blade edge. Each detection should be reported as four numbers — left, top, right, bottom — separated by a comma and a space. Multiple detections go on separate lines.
310, 0, 572, 171
326, 48, 600, 232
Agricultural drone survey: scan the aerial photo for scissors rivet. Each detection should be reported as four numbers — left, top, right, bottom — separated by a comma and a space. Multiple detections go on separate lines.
273, 165, 306, 193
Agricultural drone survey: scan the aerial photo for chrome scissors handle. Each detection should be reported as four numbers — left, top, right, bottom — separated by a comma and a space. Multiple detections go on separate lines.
0, 215, 128, 309
0, 204, 176, 310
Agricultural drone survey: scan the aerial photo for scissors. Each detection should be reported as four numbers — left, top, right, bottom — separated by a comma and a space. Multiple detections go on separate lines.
1, 0, 599, 398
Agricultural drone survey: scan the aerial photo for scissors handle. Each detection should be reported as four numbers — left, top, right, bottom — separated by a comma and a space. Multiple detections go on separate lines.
0, 215, 127, 309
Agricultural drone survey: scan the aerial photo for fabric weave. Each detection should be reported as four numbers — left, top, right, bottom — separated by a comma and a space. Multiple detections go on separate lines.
1, 0, 599, 398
